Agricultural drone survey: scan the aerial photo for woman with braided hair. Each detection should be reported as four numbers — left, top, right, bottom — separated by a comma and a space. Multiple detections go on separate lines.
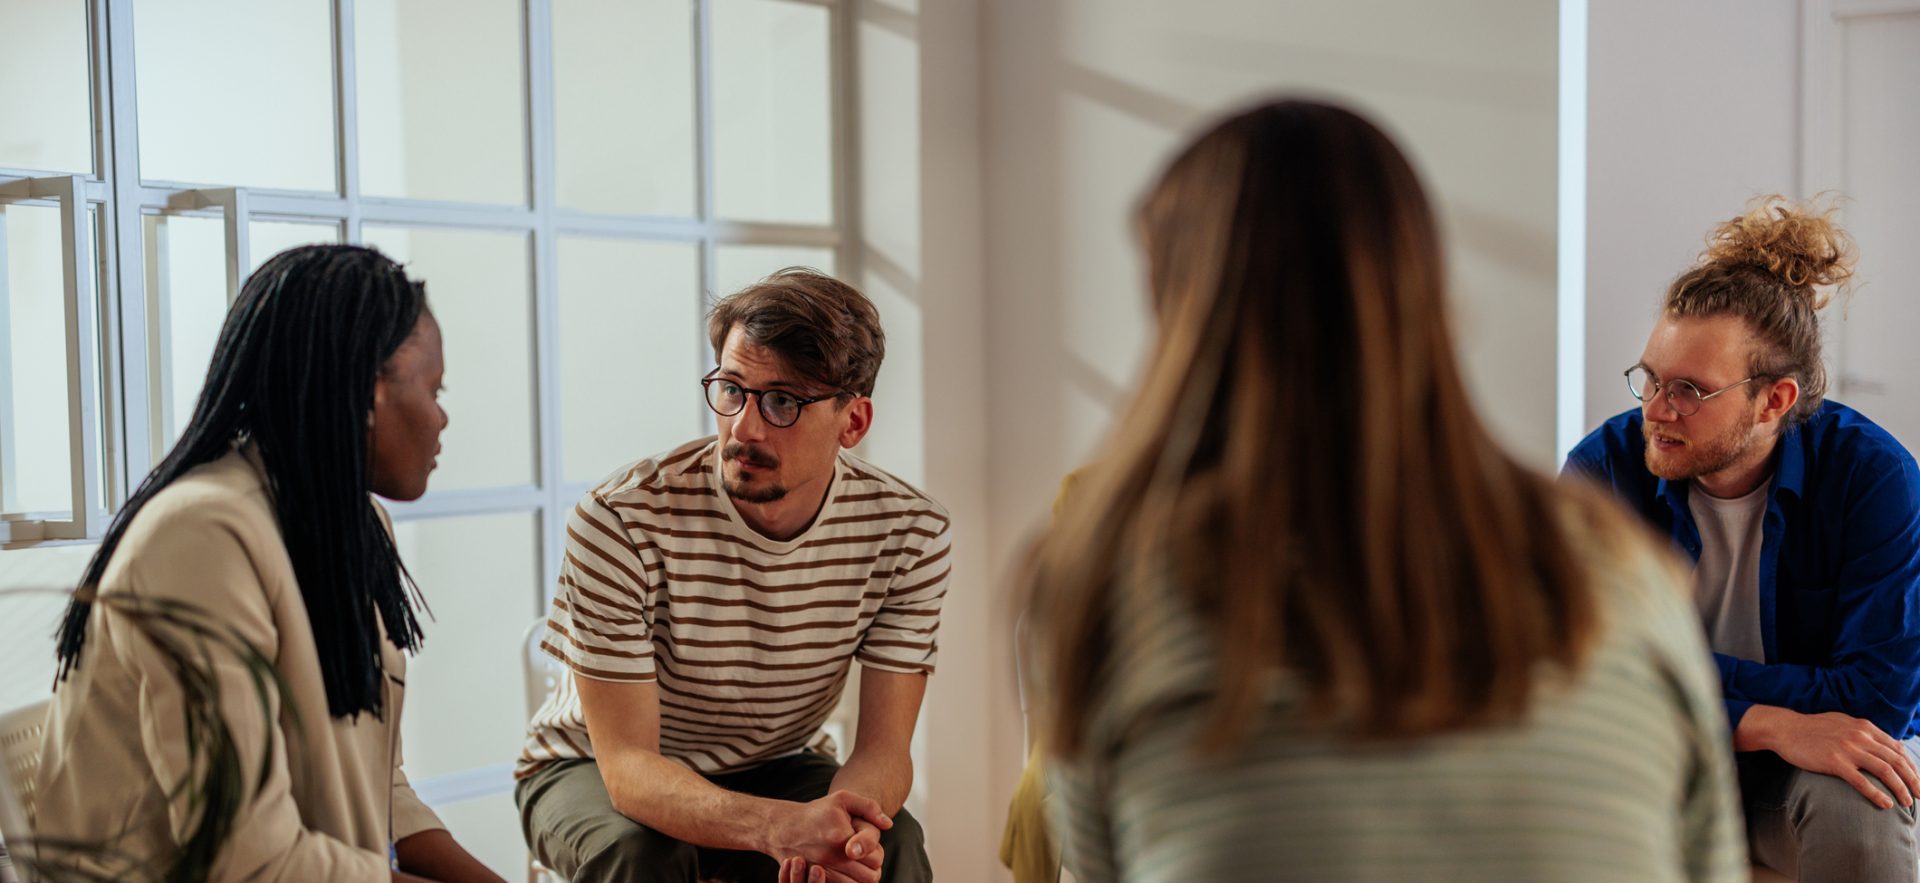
33, 245, 503, 882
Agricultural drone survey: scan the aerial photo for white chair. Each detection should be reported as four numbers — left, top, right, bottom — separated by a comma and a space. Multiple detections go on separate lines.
0, 698, 52, 883
524, 618, 563, 727
523, 619, 566, 883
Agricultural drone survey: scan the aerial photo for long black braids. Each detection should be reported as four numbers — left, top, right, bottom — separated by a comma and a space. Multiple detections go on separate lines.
54, 244, 430, 720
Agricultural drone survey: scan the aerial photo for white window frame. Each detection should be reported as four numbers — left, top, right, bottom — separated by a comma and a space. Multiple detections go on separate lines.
0, 0, 862, 614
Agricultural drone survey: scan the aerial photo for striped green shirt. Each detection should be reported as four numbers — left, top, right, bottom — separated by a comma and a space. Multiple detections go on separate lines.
1049, 530, 1747, 883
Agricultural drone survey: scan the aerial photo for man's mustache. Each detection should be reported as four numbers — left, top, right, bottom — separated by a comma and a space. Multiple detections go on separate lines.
723, 443, 779, 469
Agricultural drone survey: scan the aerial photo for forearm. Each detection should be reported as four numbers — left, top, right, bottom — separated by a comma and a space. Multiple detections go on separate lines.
600, 748, 785, 852
831, 750, 913, 815
1718, 653, 1916, 734
1732, 703, 1788, 752
394, 828, 506, 883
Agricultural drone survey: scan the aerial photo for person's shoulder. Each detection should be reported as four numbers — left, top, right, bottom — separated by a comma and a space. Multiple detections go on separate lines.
126, 451, 276, 543
1566, 408, 1646, 471
585, 436, 719, 507
1550, 486, 1699, 657
104, 451, 283, 602
835, 452, 951, 526
1803, 401, 1917, 471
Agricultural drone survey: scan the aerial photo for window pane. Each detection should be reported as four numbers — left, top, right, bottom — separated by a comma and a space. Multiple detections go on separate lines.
0, 0, 93, 175
357, 0, 528, 204
392, 512, 539, 780
362, 226, 534, 490
135, 0, 336, 191
2, 203, 102, 515
558, 237, 701, 483
553, 0, 696, 216
712, 0, 834, 224
143, 213, 230, 456
713, 244, 836, 300
249, 220, 342, 273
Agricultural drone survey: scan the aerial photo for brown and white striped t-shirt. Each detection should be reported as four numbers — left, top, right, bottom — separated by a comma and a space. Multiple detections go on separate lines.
516, 437, 951, 777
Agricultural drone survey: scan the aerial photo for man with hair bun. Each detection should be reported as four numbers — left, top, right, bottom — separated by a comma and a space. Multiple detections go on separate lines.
513, 269, 944, 883
1568, 197, 1920, 882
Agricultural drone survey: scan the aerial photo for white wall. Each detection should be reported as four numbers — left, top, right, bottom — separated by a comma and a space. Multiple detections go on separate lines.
1583, 0, 1801, 433
848, 0, 999, 875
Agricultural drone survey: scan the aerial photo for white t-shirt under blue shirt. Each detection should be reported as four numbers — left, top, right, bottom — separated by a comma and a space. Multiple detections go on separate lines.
1689, 480, 1770, 663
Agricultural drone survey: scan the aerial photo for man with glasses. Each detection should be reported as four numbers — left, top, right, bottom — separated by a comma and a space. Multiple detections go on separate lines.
514, 269, 945, 883
1565, 201, 1920, 882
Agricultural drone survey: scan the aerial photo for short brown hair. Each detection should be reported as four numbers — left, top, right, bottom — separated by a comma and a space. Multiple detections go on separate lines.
1665, 195, 1855, 425
707, 267, 886, 397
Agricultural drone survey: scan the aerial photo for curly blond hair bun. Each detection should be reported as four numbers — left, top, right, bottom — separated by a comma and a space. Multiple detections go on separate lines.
1700, 195, 1855, 309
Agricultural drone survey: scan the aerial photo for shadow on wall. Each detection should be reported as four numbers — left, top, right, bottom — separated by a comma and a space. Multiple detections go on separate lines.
983, 1, 1561, 617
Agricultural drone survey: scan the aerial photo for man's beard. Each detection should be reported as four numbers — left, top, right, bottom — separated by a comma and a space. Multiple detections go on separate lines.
723, 442, 786, 503
1643, 410, 1761, 482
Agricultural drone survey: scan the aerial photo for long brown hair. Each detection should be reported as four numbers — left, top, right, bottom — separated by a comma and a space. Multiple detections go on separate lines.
1665, 195, 1855, 425
1027, 99, 1614, 754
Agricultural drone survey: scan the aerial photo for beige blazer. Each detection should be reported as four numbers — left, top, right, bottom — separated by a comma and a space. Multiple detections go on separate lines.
33, 449, 443, 882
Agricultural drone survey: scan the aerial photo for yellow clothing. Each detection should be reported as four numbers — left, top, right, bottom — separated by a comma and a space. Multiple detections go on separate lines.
33, 449, 443, 882
998, 743, 1060, 883
1000, 470, 1084, 882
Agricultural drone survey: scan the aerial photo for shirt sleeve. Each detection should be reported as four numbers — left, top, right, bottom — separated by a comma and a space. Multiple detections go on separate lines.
544, 492, 658, 683
1713, 453, 1920, 737
856, 515, 950, 675
104, 501, 392, 883
390, 729, 445, 843
1046, 756, 1119, 883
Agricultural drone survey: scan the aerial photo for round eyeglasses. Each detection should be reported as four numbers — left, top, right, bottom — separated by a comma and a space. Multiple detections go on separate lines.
1624, 366, 1758, 417
701, 369, 847, 428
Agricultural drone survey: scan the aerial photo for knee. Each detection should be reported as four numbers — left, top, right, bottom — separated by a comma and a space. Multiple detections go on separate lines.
577, 826, 696, 882
883, 806, 926, 850
1790, 770, 1919, 844
880, 807, 932, 882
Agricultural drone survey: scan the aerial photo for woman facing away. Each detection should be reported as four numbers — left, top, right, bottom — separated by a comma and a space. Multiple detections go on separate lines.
1023, 100, 1748, 882
32, 245, 504, 882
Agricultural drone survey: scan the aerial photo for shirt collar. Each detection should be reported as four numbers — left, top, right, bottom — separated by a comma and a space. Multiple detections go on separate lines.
1774, 421, 1807, 502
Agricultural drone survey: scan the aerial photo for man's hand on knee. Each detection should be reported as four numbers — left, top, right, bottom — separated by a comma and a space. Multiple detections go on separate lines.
765, 790, 892, 883
1738, 705, 1920, 809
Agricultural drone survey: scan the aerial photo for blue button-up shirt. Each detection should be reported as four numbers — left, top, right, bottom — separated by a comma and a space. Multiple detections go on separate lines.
1565, 400, 1920, 739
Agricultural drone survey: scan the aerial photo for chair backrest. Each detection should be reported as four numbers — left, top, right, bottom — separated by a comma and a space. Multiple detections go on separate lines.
0, 698, 51, 883
523, 619, 562, 721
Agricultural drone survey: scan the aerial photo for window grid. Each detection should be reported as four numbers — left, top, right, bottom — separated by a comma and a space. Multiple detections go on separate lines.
0, 0, 857, 594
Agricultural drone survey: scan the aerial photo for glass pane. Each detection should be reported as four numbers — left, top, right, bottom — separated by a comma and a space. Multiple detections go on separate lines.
713, 244, 836, 300
249, 220, 342, 273
553, 0, 696, 216
0, 544, 95, 713
1, 203, 102, 515
135, 0, 336, 191
362, 226, 534, 490
712, 0, 834, 224
357, 0, 528, 204
143, 213, 230, 456
392, 512, 538, 779
0, 0, 93, 175
558, 237, 702, 483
